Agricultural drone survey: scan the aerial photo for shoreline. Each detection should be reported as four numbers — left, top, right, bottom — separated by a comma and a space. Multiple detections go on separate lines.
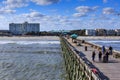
0, 36, 120, 41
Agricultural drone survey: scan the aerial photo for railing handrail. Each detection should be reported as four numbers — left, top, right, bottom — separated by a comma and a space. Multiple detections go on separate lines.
76, 38, 120, 56
61, 37, 109, 80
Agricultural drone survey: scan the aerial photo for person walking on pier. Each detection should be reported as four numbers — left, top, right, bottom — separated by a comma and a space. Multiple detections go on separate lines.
102, 46, 105, 54
98, 51, 102, 62
103, 51, 109, 63
109, 46, 113, 55
85, 46, 87, 51
105, 51, 109, 62
92, 51, 96, 62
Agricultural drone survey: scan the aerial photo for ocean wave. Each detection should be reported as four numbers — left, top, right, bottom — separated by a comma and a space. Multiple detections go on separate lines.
89, 40, 120, 51
0, 41, 60, 45
89, 40, 120, 43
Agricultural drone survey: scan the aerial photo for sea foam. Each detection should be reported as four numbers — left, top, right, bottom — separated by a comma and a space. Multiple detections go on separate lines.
0, 40, 60, 45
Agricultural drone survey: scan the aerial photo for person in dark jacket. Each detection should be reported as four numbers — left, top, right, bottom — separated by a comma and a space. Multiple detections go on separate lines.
105, 51, 109, 62
102, 46, 105, 54
98, 51, 102, 62
109, 46, 113, 55
92, 51, 96, 62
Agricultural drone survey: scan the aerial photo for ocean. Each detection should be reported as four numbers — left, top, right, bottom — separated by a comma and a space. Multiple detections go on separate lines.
88, 39, 120, 51
0, 39, 66, 80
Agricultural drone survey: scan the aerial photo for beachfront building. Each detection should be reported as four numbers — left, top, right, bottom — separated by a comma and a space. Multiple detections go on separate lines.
106, 29, 116, 36
0, 30, 12, 36
115, 29, 120, 36
96, 29, 107, 36
85, 29, 96, 36
9, 22, 40, 35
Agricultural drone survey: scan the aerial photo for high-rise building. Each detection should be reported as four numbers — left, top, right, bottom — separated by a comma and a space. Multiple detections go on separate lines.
85, 29, 96, 36
9, 22, 40, 35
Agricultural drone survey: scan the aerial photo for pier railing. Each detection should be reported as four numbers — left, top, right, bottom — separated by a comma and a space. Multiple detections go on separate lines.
75, 39, 120, 58
60, 37, 108, 80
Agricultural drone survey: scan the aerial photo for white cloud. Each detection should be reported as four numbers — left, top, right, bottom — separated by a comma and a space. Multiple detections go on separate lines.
9, 12, 76, 30
0, 0, 60, 14
31, 0, 60, 5
2, 0, 29, 9
0, 15, 5, 20
74, 6, 98, 17
103, 0, 108, 3
103, 7, 115, 15
75, 6, 98, 13
0, 0, 28, 14
2, 0, 60, 8
73, 13, 87, 17
0, 8, 16, 14
22, 11, 45, 18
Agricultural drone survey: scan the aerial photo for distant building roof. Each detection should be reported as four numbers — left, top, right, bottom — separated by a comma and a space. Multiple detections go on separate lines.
10, 22, 40, 25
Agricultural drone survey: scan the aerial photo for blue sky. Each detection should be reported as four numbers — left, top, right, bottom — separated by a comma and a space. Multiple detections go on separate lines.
0, 0, 120, 31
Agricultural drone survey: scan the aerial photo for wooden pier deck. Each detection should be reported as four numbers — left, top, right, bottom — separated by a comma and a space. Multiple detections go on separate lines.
66, 38, 120, 80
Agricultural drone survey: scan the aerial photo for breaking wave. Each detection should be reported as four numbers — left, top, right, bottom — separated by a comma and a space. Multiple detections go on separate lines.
0, 40, 60, 45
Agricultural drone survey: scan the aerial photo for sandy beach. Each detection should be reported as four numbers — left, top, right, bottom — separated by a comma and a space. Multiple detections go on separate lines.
0, 36, 59, 40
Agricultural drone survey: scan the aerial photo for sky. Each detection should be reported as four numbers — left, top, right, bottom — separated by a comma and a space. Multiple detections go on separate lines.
0, 0, 120, 31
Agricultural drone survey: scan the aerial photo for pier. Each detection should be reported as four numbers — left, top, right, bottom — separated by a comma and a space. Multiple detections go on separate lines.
60, 36, 120, 80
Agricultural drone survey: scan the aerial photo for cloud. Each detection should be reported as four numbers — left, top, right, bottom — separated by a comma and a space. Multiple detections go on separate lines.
23, 11, 45, 18
0, 15, 5, 19
0, 0, 60, 15
31, 0, 60, 5
73, 13, 87, 17
103, 0, 108, 3
96, 15, 110, 20
2, 0, 29, 9
75, 6, 98, 13
0, 8, 16, 14
0, 0, 28, 14
2, 0, 60, 8
73, 6, 99, 17
103, 7, 115, 15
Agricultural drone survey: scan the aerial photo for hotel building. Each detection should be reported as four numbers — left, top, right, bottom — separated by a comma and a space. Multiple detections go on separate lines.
9, 22, 40, 35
